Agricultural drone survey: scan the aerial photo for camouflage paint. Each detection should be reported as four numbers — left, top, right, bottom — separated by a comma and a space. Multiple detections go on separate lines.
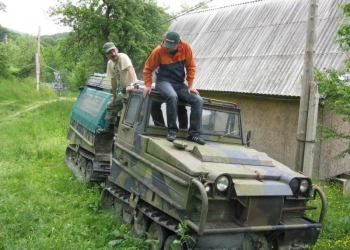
101, 88, 326, 249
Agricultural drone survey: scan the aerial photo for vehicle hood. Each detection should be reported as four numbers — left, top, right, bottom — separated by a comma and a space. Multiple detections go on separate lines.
145, 137, 301, 180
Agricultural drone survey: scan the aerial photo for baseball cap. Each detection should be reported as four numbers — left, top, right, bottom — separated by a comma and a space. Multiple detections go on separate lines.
163, 31, 180, 50
103, 42, 116, 53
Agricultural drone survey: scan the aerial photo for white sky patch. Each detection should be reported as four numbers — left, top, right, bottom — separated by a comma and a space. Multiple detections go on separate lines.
0, 0, 250, 36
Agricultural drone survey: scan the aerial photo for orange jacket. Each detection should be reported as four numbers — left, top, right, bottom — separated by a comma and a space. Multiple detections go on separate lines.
143, 39, 196, 87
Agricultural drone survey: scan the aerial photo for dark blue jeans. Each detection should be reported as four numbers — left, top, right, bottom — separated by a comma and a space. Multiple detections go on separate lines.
155, 81, 203, 136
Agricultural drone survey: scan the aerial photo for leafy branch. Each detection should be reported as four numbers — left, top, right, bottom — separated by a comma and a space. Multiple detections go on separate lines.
315, 68, 350, 159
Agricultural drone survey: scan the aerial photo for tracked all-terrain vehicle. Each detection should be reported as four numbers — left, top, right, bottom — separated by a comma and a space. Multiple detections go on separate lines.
101, 86, 327, 250
65, 73, 114, 181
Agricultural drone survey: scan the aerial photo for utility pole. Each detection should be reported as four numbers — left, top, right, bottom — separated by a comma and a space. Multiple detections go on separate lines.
295, 0, 319, 175
36, 27, 41, 91
303, 81, 319, 177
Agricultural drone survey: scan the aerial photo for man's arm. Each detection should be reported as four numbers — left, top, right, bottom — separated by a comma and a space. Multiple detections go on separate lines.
143, 46, 161, 86
184, 43, 198, 95
106, 60, 118, 102
184, 43, 196, 86
125, 66, 138, 92
127, 65, 137, 84
111, 78, 118, 102
142, 47, 161, 98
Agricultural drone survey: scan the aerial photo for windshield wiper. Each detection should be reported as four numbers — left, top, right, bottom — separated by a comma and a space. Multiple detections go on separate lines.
219, 131, 237, 138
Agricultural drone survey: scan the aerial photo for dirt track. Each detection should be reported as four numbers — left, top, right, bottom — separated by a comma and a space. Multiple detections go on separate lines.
4, 97, 76, 119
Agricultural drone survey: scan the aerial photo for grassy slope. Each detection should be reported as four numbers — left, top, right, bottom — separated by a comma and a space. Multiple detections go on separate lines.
0, 78, 147, 250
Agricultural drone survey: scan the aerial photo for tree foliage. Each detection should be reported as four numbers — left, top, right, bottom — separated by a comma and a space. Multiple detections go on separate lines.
0, 26, 21, 43
315, 3, 350, 159
315, 69, 350, 159
0, 42, 9, 76
0, 2, 5, 12
49, 0, 172, 68
179, 1, 209, 13
40, 37, 67, 84
47, 0, 173, 90
0, 33, 37, 78
0, 27, 61, 81
336, 3, 350, 52
10, 36, 38, 77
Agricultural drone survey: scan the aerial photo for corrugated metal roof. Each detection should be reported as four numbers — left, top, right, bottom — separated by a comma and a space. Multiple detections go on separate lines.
169, 0, 349, 96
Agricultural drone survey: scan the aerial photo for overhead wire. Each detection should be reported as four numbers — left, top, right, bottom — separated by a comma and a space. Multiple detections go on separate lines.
155, 0, 214, 27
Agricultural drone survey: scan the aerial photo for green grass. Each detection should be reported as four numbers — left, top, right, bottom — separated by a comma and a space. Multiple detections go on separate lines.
308, 180, 350, 249
0, 77, 57, 120
0, 78, 148, 250
0, 77, 57, 102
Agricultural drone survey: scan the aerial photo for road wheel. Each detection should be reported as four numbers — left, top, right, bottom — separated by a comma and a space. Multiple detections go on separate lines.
133, 208, 150, 237
148, 222, 168, 250
78, 154, 86, 174
164, 235, 185, 250
114, 198, 124, 216
102, 190, 114, 209
71, 150, 78, 166
122, 203, 134, 224
86, 160, 93, 180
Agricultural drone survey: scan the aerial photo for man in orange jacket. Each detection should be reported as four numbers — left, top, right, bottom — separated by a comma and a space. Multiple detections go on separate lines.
143, 31, 205, 145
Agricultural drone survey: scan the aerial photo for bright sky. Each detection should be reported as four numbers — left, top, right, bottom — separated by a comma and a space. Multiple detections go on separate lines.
0, 0, 249, 36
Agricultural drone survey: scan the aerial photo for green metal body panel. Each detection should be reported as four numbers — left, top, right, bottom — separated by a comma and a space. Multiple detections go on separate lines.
65, 74, 113, 181
69, 86, 111, 133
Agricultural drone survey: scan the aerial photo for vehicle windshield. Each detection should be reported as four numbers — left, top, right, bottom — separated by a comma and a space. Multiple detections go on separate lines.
77, 88, 107, 116
148, 101, 241, 138
201, 109, 241, 138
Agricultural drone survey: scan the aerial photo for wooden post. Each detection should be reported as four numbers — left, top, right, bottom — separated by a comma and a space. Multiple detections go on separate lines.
36, 27, 41, 91
303, 81, 319, 177
36, 53, 40, 91
295, 0, 318, 173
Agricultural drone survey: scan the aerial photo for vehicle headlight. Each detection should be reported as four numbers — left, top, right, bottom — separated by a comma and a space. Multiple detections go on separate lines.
205, 185, 211, 193
289, 178, 299, 193
289, 178, 310, 194
216, 176, 229, 192
300, 179, 309, 193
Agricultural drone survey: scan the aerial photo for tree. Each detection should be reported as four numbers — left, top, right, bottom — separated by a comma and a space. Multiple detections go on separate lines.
0, 42, 9, 76
336, 3, 350, 53
0, 26, 21, 44
40, 37, 68, 84
49, 0, 173, 69
47, 0, 173, 90
179, 1, 209, 13
1, 35, 37, 78
314, 3, 350, 159
0, 26, 35, 78
0, 2, 5, 12
315, 69, 350, 159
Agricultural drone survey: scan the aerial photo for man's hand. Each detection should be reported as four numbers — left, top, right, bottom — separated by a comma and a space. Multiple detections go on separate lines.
188, 85, 199, 95
111, 95, 116, 103
126, 85, 134, 92
143, 86, 152, 98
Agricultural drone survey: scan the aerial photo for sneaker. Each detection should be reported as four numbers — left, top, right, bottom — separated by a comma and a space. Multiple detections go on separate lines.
187, 135, 206, 145
97, 127, 114, 134
167, 134, 176, 142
